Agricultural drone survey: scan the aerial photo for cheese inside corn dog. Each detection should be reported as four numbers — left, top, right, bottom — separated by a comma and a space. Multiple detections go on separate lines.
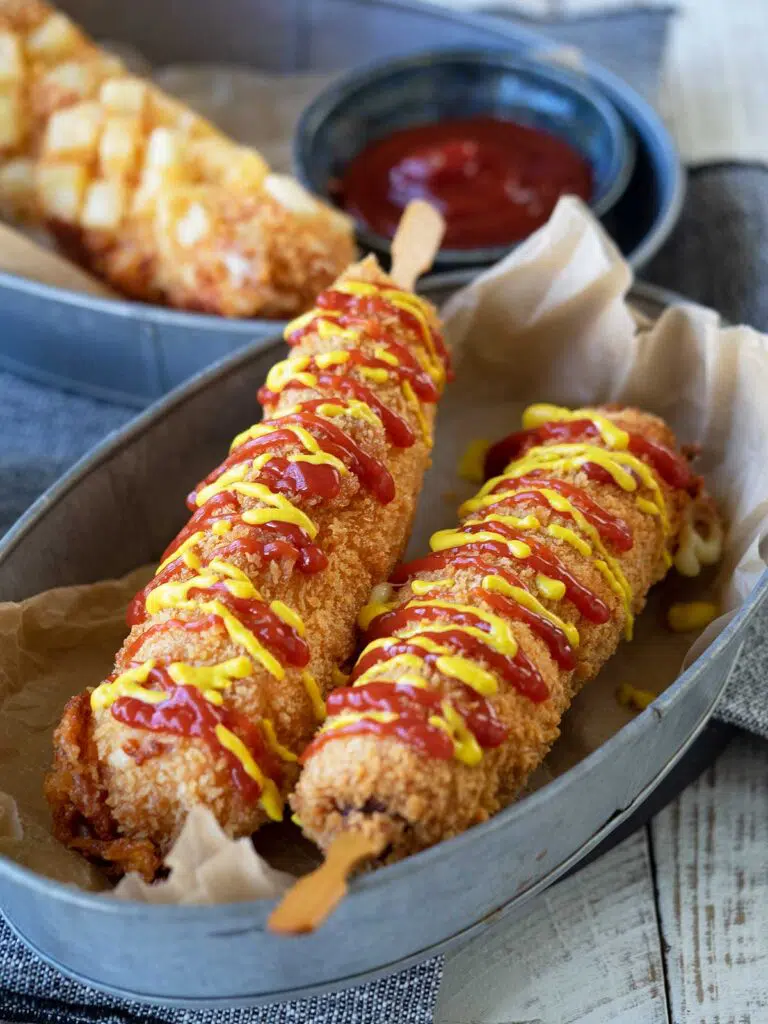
0, 0, 354, 316
292, 404, 722, 862
45, 253, 449, 879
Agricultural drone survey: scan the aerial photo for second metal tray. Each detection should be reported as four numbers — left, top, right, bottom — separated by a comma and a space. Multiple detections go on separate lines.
0, 0, 683, 407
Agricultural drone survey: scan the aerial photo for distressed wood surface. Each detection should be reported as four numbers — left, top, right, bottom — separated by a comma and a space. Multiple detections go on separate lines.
652, 735, 768, 1024
436, 829, 669, 1024
437, 735, 768, 1023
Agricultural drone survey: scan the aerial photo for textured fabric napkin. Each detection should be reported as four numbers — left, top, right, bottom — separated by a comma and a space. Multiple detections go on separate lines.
2, 5, 768, 1023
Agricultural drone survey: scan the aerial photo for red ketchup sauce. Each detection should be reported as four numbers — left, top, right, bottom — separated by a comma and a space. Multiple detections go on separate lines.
128, 582, 309, 668
364, 602, 549, 703
111, 673, 281, 804
301, 680, 507, 764
113, 277, 448, 792
160, 490, 327, 580
259, 371, 415, 449
483, 476, 633, 553
335, 117, 592, 250
485, 420, 698, 493
190, 412, 394, 507
311, 287, 452, 377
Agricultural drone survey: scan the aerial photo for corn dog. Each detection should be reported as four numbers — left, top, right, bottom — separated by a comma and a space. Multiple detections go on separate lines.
0, 0, 354, 316
45, 238, 450, 879
292, 404, 722, 863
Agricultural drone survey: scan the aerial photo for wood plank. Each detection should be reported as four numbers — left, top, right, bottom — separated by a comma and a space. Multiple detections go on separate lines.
652, 734, 768, 1024
436, 829, 669, 1024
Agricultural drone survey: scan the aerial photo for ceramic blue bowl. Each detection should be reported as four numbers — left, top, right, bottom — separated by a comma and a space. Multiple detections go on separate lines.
295, 48, 636, 267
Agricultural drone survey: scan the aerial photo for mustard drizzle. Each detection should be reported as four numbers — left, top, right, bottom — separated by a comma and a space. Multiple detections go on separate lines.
328, 404, 679, 767
94, 276, 440, 815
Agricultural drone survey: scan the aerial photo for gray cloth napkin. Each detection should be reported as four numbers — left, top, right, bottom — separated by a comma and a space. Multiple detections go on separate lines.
1, 6, 766, 1023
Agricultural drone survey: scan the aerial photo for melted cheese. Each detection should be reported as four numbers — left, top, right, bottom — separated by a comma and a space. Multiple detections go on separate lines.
674, 503, 723, 577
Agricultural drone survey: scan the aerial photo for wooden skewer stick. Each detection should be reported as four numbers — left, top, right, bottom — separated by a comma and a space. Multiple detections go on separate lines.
267, 831, 384, 934
389, 198, 446, 291
268, 202, 444, 937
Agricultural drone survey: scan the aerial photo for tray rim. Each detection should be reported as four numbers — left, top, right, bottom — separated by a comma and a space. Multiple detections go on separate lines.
1, 641, 751, 1008
0, 0, 683, 333
0, 279, 763, 921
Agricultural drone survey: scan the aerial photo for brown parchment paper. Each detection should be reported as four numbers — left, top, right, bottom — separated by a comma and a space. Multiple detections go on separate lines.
1, 197, 766, 903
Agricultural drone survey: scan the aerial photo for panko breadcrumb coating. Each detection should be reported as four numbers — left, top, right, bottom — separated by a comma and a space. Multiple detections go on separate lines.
293, 405, 722, 863
45, 254, 449, 879
0, 0, 355, 316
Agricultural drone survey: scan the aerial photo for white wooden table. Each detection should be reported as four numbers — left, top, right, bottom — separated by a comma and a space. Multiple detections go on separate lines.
437, 733, 768, 1023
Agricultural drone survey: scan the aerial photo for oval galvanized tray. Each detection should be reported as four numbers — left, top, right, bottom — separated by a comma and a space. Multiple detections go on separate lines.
0, 281, 764, 1007
0, 0, 683, 406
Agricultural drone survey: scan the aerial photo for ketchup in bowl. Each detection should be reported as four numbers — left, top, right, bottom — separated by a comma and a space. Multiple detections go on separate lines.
336, 116, 592, 250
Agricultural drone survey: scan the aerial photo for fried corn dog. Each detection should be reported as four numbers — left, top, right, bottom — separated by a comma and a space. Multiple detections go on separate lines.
293, 404, 722, 861
45, 253, 450, 878
0, 0, 354, 316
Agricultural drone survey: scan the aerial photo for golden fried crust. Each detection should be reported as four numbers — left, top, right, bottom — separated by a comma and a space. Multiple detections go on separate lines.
293, 408, 706, 861
45, 256, 442, 873
45, 693, 160, 881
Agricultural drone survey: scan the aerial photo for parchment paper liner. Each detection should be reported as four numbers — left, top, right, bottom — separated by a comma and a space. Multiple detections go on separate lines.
1, 197, 766, 903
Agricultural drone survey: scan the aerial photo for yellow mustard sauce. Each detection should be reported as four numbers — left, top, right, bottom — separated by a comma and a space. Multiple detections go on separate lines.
92, 278, 441, 816
323, 403, 688, 769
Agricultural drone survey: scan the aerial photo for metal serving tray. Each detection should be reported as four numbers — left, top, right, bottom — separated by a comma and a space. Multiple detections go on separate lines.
0, 0, 683, 407
0, 282, 764, 1007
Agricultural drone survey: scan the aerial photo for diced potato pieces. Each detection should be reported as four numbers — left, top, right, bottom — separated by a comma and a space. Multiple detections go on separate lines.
174, 199, 210, 247
37, 162, 87, 221
187, 138, 268, 190
144, 126, 182, 169
132, 165, 178, 215
41, 60, 98, 101
99, 114, 141, 177
100, 76, 147, 116
44, 101, 102, 158
26, 13, 81, 61
81, 178, 126, 230
263, 173, 319, 216
0, 31, 23, 83
226, 148, 269, 190
0, 85, 22, 149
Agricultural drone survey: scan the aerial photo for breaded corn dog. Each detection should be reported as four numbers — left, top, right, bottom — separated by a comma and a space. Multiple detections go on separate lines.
293, 404, 722, 862
0, 0, 354, 316
45, 252, 450, 878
